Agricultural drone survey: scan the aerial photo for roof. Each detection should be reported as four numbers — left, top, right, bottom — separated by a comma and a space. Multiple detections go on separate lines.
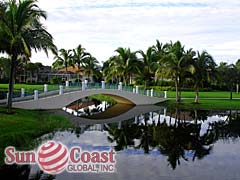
58, 65, 84, 74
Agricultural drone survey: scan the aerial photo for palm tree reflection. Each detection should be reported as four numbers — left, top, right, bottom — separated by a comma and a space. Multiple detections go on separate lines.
106, 109, 240, 169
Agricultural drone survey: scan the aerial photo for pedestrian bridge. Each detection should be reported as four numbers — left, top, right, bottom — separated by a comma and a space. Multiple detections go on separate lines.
0, 82, 167, 110
12, 89, 166, 109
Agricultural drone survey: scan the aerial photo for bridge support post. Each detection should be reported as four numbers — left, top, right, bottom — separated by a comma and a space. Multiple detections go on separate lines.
44, 84, 48, 93
164, 91, 167, 98
101, 81, 105, 89
82, 82, 86, 91
65, 81, 69, 88
136, 86, 139, 94
59, 85, 64, 95
150, 89, 154, 97
34, 90, 38, 100
133, 88, 135, 93
147, 89, 150, 96
84, 80, 88, 89
118, 82, 123, 91
21, 88, 25, 97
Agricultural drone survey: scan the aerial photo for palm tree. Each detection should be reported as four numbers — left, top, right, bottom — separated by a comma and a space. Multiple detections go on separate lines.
162, 41, 195, 102
0, 0, 56, 113
25, 62, 37, 83
53, 49, 73, 81
153, 40, 168, 82
25, 62, 43, 83
137, 46, 158, 89
72, 44, 90, 81
82, 55, 100, 82
191, 51, 216, 103
114, 47, 139, 85
102, 56, 121, 83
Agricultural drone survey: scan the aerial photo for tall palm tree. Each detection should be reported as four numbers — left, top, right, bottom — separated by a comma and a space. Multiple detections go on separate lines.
153, 40, 168, 83
114, 47, 139, 85
72, 44, 90, 81
53, 49, 73, 80
191, 51, 216, 103
83, 55, 100, 82
102, 56, 121, 83
137, 46, 158, 89
162, 41, 194, 102
0, 0, 56, 113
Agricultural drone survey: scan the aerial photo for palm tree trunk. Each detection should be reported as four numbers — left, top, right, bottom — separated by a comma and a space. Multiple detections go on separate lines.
123, 76, 127, 86
78, 65, 81, 82
195, 87, 199, 103
178, 77, 182, 102
175, 78, 179, 102
30, 72, 33, 83
7, 54, 17, 113
194, 109, 198, 124
230, 85, 233, 100
65, 64, 68, 81
87, 73, 90, 82
144, 80, 147, 90
24, 68, 26, 83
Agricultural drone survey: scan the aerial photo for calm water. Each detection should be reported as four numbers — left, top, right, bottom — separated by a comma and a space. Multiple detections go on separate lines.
1, 101, 240, 180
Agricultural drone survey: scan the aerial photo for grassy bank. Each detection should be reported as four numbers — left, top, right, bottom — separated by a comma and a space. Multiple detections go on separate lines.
0, 107, 72, 164
0, 83, 59, 92
89, 94, 116, 104
161, 99, 240, 110
166, 91, 240, 99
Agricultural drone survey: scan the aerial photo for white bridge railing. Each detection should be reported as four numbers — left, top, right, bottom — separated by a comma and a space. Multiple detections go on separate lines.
0, 81, 167, 104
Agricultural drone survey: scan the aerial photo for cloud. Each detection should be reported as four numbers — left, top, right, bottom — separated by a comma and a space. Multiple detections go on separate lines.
31, 0, 240, 65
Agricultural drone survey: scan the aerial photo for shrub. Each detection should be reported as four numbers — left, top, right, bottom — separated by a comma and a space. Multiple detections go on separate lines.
50, 77, 62, 84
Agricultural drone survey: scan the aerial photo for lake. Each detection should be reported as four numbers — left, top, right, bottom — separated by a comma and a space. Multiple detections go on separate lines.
1, 99, 240, 180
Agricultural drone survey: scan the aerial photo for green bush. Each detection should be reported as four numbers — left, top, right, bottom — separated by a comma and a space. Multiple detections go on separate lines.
50, 77, 62, 84
0, 78, 9, 83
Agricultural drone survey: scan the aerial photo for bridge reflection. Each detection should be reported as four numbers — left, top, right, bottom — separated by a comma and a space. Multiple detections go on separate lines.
53, 105, 164, 126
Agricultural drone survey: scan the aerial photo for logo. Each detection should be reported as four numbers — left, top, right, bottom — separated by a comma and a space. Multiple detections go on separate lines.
38, 141, 69, 174
4, 141, 116, 174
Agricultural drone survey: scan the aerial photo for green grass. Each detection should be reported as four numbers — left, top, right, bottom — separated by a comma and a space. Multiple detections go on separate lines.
89, 94, 116, 104
0, 107, 72, 165
161, 99, 240, 110
165, 91, 240, 99
0, 83, 59, 92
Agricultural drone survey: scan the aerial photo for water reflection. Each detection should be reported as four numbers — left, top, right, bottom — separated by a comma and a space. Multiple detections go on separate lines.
63, 98, 114, 118
106, 110, 214, 169
71, 109, 240, 170
1, 108, 240, 179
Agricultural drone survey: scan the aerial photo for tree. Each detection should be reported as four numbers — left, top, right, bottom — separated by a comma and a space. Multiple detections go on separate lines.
0, 0, 56, 113
216, 62, 238, 99
72, 44, 90, 81
137, 46, 158, 89
235, 59, 240, 93
191, 51, 216, 103
82, 55, 100, 82
153, 40, 168, 82
162, 41, 195, 102
0, 57, 11, 81
25, 62, 43, 83
53, 49, 73, 80
114, 47, 139, 85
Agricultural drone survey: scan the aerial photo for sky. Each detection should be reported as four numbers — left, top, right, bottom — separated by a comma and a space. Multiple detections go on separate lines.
31, 0, 240, 66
